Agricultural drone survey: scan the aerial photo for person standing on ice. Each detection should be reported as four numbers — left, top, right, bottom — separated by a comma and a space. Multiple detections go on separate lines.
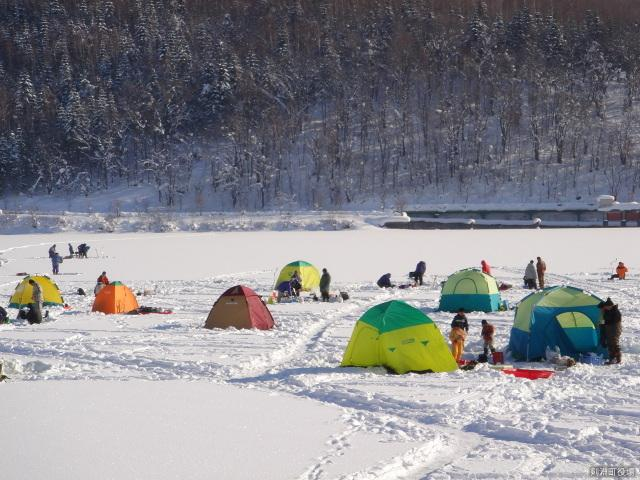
319, 268, 331, 301
524, 260, 537, 289
449, 308, 469, 362
51, 251, 63, 275
95, 271, 109, 294
481, 319, 496, 356
610, 261, 628, 280
536, 257, 546, 289
48, 244, 57, 259
28, 279, 43, 324
598, 298, 622, 364
481, 260, 491, 276
414, 261, 427, 286
68, 243, 75, 257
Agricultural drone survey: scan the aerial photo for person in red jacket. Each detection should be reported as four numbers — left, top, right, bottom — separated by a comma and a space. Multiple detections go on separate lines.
481, 260, 491, 276
481, 319, 496, 356
97, 271, 109, 285
94, 271, 109, 295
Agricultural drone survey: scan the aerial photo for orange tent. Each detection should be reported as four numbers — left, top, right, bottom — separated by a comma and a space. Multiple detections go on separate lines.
92, 281, 139, 314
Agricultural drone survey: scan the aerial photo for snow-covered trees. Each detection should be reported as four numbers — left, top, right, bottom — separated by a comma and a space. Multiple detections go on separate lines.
0, 0, 639, 207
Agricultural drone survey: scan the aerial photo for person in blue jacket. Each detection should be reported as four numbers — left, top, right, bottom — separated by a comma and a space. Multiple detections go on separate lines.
377, 273, 394, 288
51, 252, 63, 275
414, 261, 427, 286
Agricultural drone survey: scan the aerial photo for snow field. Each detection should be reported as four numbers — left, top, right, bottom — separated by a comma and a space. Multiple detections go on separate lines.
0, 228, 639, 479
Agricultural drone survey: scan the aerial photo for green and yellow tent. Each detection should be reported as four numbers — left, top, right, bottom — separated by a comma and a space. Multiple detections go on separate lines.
9, 275, 64, 308
341, 300, 457, 374
274, 260, 320, 291
439, 268, 501, 313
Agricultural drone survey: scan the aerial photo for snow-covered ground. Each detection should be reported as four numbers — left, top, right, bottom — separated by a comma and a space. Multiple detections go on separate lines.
1, 227, 639, 479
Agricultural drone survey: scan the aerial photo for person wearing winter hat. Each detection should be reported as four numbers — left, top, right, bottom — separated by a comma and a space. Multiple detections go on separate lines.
598, 297, 622, 364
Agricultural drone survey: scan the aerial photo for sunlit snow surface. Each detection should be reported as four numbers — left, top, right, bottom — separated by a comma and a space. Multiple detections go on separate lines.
1, 227, 638, 479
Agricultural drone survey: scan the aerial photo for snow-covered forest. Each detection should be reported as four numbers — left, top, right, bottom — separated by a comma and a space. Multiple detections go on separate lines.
1, 0, 639, 210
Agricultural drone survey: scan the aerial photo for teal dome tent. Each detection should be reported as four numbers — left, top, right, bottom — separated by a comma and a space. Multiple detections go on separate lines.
508, 286, 606, 360
439, 268, 501, 313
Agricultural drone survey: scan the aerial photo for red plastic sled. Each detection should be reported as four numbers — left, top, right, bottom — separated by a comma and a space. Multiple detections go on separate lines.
502, 368, 554, 380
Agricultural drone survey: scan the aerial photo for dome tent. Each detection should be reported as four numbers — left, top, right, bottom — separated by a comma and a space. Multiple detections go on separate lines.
9, 275, 64, 308
438, 268, 501, 313
274, 261, 320, 291
205, 285, 274, 330
508, 286, 606, 361
92, 282, 139, 314
341, 300, 457, 374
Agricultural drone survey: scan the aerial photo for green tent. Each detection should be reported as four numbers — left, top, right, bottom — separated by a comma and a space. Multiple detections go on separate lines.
341, 300, 458, 374
439, 268, 501, 312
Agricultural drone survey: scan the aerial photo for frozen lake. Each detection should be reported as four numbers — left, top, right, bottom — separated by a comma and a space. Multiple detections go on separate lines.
1, 227, 639, 479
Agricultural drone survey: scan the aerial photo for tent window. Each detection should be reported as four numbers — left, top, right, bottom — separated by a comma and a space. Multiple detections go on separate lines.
453, 278, 478, 295
556, 311, 595, 329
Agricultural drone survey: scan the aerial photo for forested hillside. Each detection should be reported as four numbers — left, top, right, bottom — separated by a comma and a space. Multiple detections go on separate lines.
1, 0, 639, 210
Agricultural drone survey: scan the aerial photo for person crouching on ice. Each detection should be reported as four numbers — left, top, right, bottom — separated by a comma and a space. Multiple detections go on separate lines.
290, 271, 302, 297
449, 308, 469, 362
376, 273, 394, 288
610, 261, 628, 280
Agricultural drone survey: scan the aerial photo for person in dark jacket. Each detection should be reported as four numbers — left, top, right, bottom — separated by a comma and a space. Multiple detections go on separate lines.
51, 252, 63, 275
290, 271, 302, 297
451, 308, 469, 332
414, 261, 427, 286
377, 273, 394, 288
598, 298, 622, 364
68, 243, 75, 257
48, 244, 57, 259
319, 268, 331, 302
450, 309, 469, 361
78, 243, 90, 258
28, 279, 43, 324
